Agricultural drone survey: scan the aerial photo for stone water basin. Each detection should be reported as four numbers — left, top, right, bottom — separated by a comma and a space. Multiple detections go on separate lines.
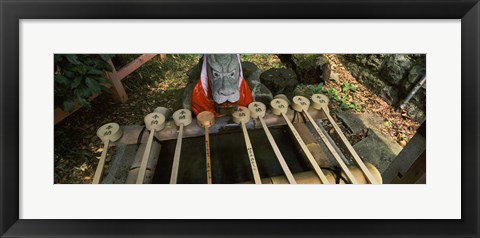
152, 126, 309, 184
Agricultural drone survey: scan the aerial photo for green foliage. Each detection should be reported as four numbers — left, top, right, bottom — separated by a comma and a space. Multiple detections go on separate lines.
120, 54, 199, 92
308, 83, 323, 94
240, 54, 282, 71
323, 88, 339, 101
54, 54, 114, 112
341, 82, 357, 93
291, 54, 319, 67
296, 84, 363, 112
340, 99, 362, 112
351, 101, 363, 112
384, 120, 392, 127
323, 87, 363, 112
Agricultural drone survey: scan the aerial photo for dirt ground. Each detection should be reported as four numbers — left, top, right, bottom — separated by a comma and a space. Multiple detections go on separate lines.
324, 54, 420, 146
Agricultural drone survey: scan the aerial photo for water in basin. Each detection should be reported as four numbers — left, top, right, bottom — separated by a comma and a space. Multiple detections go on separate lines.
152, 126, 309, 184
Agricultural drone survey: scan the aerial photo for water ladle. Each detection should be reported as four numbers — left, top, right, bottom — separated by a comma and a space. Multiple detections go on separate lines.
136, 112, 166, 184
310, 93, 379, 184
248, 102, 296, 184
197, 111, 215, 184
292, 95, 359, 184
270, 97, 330, 184
232, 106, 262, 184
93, 122, 123, 184
169, 109, 192, 184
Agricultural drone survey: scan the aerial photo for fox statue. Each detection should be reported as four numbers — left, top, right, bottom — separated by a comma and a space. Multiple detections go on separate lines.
186, 54, 253, 116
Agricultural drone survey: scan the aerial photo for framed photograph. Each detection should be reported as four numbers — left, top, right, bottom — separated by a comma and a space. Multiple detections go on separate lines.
1, 0, 478, 237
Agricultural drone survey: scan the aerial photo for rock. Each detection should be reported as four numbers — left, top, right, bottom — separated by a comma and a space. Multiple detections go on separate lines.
241, 61, 273, 103
338, 54, 426, 123
354, 69, 399, 105
402, 65, 426, 93
336, 111, 366, 134
354, 112, 387, 131
317, 56, 332, 83
330, 72, 339, 82
353, 129, 403, 174
380, 85, 400, 105
242, 62, 262, 82
339, 54, 385, 72
186, 63, 201, 84
379, 54, 413, 86
403, 103, 426, 123
335, 111, 404, 174
364, 54, 385, 71
260, 68, 299, 99
251, 83, 273, 106
278, 54, 331, 84
182, 82, 196, 110
340, 54, 422, 93
101, 141, 135, 184
340, 61, 360, 77
125, 142, 161, 184
241, 61, 262, 90
412, 88, 426, 103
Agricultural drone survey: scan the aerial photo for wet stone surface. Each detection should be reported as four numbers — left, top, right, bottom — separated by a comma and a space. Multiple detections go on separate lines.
353, 129, 402, 174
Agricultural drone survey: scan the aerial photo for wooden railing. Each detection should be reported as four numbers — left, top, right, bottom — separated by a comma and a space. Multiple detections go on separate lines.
54, 54, 166, 125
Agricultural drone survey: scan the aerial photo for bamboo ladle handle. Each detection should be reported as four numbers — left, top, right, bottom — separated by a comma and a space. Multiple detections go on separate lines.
292, 96, 358, 184
232, 106, 262, 184
136, 112, 166, 184
170, 109, 193, 184
248, 102, 296, 184
311, 94, 379, 184
197, 111, 215, 184
93, 123, 123, 184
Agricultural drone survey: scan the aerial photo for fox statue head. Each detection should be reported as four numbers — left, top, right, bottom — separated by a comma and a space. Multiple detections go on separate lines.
206, 54, 241, 115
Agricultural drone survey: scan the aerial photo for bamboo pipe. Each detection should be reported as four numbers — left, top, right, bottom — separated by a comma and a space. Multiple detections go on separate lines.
241, 163, 382, 184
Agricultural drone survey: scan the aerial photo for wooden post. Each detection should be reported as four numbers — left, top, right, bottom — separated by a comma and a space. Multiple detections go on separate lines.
106, 54, 159, 103
106, 59, 128, 103
382, 122, 427, 183
391, 152, 426, 184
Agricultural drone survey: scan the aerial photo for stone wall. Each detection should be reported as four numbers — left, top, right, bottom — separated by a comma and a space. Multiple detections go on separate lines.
338, 54, 426, 123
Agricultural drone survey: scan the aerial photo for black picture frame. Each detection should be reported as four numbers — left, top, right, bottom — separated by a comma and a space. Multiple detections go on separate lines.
1, 0, 478, 237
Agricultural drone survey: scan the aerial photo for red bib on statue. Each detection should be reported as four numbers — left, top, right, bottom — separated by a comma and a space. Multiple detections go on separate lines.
191, 79, 253, 116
